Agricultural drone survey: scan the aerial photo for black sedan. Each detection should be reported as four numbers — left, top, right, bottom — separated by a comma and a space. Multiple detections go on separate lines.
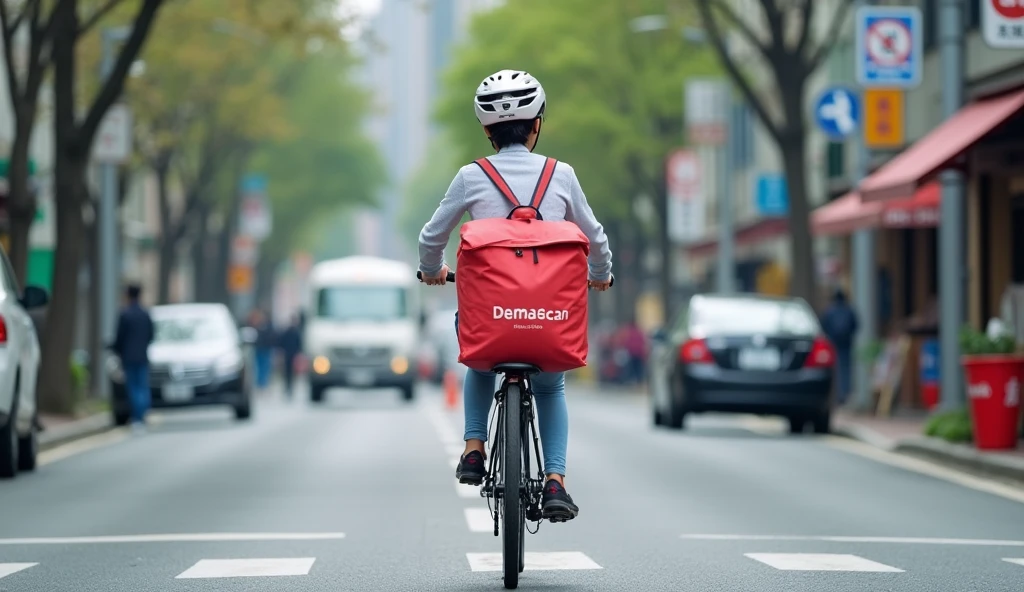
648, 294, 835, 434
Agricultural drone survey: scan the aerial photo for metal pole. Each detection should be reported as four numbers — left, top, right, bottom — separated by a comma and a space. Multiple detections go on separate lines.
938, 0, 965, 410
716, 90, 735, 294
850, 0, 877, 412
95, 32, 116, 399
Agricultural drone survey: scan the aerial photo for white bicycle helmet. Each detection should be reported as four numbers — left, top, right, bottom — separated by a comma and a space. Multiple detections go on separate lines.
474, 69, 546, 126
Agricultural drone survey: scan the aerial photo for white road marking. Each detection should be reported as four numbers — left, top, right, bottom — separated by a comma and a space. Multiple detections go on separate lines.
464, 508, 493, 533
455, 480, 480, 498
0, 563, 37, 579
680, 534, 1024, 547
467, 552, 602, 572
0, 532, 346, 545
746, 553, 904, 572
424, 408, 462, 445
1003, 558, 1024, 567
176, 558, 316, 579
823, 436, 1024, 505
38, 429, 129, 466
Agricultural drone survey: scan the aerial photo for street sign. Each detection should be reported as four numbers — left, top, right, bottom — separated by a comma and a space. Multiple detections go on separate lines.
238, 174, 272, 241
855, 6, 922, 88
864, 88, 905, 148
93, 103, 133, 164
983, 0, 1024, 48
814, 87, 860, 139
231, 235, 258, 266
684, 80, 728, 146
228, 264, 253, 294
666, 149, 705, 243
754, 174, 788, 217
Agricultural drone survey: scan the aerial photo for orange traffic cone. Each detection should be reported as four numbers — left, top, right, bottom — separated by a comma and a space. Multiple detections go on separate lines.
443, 369, 460, 410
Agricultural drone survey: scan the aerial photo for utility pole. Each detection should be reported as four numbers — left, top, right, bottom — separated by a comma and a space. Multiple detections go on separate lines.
851, 0, 877, 412
716, 92, 736, 295
938, 0, 965, 410
96, 27, 131, 399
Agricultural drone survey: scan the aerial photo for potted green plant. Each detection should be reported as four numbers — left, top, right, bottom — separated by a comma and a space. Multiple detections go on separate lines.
959, 325, 1023, 450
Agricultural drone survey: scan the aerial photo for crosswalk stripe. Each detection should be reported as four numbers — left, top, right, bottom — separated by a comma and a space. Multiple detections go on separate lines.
455, 480, 480, 498
464, 508, 493, 533
1003, 558, 1024, 567
466, 552, 602, 572
176, 558, 316, 579
0, 563, 37, 580
745, 553, 904, 572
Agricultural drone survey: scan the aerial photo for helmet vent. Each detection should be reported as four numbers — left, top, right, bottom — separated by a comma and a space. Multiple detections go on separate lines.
518, 96, 535, 107
479, 104, 496, 112
511, 72, 520, 79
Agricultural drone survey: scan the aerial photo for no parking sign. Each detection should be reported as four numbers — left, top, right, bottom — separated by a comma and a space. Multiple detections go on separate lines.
855, 6, 922, 88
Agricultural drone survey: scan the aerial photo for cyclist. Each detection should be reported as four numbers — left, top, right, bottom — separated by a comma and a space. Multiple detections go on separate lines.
418, 69, 613, 523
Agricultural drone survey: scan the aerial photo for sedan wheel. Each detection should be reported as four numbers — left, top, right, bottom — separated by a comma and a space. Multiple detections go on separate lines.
18, 420, 38, 472
788, 416, 806, 434
0, 397, 18, 479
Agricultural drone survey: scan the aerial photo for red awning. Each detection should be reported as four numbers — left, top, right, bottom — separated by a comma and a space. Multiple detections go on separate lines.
812, 181, 941, 236
859, 88, 1024, 202
685, 217, 789, 258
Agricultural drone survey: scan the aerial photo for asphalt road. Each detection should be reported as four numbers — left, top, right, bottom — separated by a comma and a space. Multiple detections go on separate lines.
2, 380, 1024, 591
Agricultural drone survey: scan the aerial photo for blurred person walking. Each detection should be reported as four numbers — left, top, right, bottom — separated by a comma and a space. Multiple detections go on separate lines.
248, 309, 276, 393
277, 314, 304, 399
620, 317, 648, 386
112, 284, 155, 434
821, 289, 859, 406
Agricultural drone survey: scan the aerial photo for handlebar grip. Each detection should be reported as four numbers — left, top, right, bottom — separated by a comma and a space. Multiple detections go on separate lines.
417, 270, 456, 282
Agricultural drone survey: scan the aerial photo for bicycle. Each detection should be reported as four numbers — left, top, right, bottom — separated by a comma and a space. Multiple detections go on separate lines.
418, 269, 610, 589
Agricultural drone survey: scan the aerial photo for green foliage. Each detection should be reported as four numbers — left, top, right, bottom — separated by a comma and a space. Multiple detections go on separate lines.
858, 340, 884, 363
924, 409, 973, 443
70, 358, 90, 401
423, 0, 720, 229
959, 325, 1017, 356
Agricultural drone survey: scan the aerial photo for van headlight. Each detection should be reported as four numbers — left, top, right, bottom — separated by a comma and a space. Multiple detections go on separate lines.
390, 355, 409, 375
214, 351, 244, 377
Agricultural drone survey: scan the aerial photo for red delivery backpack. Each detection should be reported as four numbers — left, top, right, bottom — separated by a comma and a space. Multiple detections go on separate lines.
456, 157, 591, 373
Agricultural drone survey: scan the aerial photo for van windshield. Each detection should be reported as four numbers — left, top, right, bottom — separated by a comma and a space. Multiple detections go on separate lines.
317, 285, 408, 322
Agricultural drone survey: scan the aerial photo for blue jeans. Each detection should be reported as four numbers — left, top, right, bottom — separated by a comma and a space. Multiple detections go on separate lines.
255, 348, 272, 389
456, 312, 569, 476
123, 362, 151, 423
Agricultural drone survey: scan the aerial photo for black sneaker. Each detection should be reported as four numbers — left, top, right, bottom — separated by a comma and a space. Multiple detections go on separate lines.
541, 479, 579, 523
455, 450, 485, 485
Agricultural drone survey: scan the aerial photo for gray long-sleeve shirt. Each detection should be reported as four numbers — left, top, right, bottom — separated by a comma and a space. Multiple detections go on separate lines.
418, 144, 613, 281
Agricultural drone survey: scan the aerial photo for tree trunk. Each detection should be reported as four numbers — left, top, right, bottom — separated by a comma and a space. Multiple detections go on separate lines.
38, 160, 88, 415
6, 122, 38, 287
155, 161, 174, 303
192, 203, 210, 301
780, 124, 816, 304
656, 159, 673, 324
86, 217, 102, 394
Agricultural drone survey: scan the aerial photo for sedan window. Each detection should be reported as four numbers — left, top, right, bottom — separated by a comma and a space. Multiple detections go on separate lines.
689, 299, 820, 337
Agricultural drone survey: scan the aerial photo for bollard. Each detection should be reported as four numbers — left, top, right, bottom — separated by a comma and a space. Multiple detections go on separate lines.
444, 369, 460, 410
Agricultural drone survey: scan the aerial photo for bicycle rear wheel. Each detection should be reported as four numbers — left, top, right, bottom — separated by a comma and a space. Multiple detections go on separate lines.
502, 382, 523, 589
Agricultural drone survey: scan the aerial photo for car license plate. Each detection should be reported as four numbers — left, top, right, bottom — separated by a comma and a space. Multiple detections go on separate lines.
738, 348, 781, 371
347, 370, 374, 387
163, 382, 194, 402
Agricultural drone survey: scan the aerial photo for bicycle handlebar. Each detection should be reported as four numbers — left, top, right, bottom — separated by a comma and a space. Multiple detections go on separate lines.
416, 270, 613, 288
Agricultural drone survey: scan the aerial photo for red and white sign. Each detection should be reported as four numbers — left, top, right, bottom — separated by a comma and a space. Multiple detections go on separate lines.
866, 19, 913, 66
984, 0, 1024, 48
666, 149, 705, 243
231, 235, 258, 266
93, 104, 132, 164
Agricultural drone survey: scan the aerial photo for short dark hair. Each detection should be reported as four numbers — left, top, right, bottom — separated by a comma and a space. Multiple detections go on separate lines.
486, 105, 545, 149
126, 284, 142, 300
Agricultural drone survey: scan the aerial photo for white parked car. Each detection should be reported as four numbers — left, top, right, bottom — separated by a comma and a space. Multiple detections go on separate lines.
0, 248, 48, 479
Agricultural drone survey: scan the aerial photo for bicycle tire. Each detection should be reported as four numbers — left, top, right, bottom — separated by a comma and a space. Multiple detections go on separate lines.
502, 382, 523, 589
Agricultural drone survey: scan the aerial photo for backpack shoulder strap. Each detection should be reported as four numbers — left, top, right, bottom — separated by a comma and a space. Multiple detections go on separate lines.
530, 158, 558, 209
474, 158, 520, 209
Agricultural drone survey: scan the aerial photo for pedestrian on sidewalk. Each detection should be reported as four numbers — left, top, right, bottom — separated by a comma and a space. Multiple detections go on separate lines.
821, 288, 859, 406
112, 284, 154, 434
277, 314, 304, 399
247, 309, 275, 393
620, 317, 648, 386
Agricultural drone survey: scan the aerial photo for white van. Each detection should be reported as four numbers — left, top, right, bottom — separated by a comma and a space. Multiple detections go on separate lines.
304, 256, 420, 402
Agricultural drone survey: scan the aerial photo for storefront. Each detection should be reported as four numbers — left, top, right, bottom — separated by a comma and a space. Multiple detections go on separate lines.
683, 217, 790, 295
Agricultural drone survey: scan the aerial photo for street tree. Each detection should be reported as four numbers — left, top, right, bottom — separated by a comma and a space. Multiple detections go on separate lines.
38, 0, 166, 414
694, 0, 850, 303
430, 0, 719, 319
0, 0, 123, 284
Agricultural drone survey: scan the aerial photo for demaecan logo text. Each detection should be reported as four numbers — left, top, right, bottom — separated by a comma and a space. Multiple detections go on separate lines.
493, 306, 570, 321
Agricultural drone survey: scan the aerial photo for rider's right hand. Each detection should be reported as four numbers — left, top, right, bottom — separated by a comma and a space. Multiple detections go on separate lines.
423, 265, 451, 286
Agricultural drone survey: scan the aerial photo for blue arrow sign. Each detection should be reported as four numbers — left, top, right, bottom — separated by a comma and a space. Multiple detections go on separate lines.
814, 87, 860, 139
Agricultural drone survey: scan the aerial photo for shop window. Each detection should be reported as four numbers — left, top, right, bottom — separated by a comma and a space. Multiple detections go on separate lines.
827, 142, 845, 180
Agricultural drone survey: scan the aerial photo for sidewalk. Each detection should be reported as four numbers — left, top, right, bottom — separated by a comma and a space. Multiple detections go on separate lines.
833, 411, 1024, 485
39, 412, 113, 450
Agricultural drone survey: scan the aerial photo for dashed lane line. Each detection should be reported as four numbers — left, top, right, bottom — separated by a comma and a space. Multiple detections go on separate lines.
0, 532, 346, 545
680, 534, 1024, 547
176, 558, 316, 579
745, 553, 904, 572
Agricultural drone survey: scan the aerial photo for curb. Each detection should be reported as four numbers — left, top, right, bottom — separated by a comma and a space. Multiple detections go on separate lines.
834, 423, 1024, 485
38, 412, 114, 451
